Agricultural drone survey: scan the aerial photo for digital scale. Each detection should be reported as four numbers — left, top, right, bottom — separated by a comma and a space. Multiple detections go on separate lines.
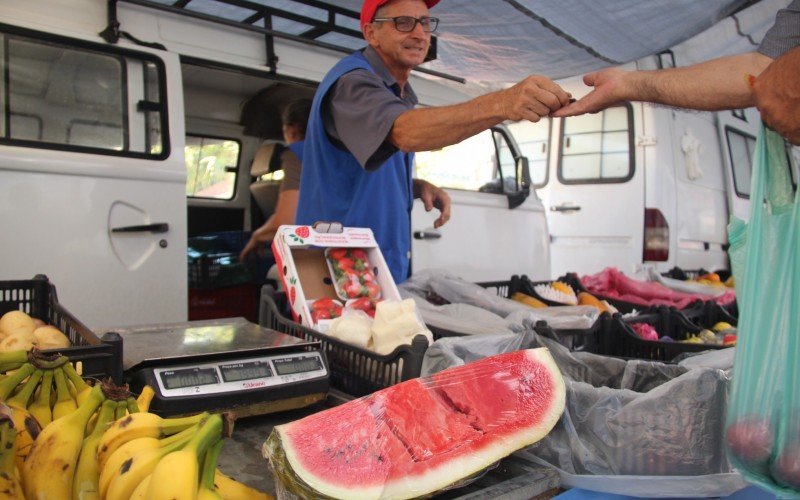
115, 317, 329, 417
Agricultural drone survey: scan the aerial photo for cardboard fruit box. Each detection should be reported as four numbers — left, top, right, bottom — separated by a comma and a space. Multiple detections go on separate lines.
271, 224, 401, 333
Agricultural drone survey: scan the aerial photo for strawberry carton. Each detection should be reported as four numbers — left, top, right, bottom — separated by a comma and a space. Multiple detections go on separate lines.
271, 224, 401, 333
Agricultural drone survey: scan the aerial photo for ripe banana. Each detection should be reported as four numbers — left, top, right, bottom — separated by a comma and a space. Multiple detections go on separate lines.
5, 369, 44, 466
72, 399, 117, 500
214, 470, 271, 500
28, 368, 54, 427
97, 411, 208, 467
144, 414, 223, 500
98, 424, 201, 498
136, 385, 156, 412
0, 404, 24, 499
52, 366, 78, 421
22, 384, 105, 500
104, 420, 203, 500
129, 473, 153, 499
198, 439, 224, 500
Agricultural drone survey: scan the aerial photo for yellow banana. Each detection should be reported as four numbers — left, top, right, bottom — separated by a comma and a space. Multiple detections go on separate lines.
144, 414, 223, 500
61, 361, 92, 406
5, 369, 43, 468
98, 437, 160, 498
136, 385, 156, 412
0, 404, 24, 499
21, 384, 105, 500
198, 440, 224, 500
28, 368, 54, 427
97, 411, 208, 467
105, 422, 202, 500
72, 399, 117, 500
214, 470, 272, 500
52, 366, 78, 421
127, 396, 141, 414
130, 473, 153, 499
114, 400, 128, 420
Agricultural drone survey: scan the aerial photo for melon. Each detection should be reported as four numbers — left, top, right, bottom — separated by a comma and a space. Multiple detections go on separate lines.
264, 348, 565, 499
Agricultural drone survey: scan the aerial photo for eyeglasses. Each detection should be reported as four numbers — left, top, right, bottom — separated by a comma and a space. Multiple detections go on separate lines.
372, 16, 439, 33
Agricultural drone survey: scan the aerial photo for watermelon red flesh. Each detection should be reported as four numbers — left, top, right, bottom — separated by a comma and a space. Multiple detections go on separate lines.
274, 348, 565, 499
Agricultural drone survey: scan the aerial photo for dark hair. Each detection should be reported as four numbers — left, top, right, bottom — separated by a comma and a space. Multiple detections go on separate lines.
281, 99, 312, 133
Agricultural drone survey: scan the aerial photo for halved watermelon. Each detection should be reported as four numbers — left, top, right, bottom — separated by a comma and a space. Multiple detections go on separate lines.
264, 348, 565, 499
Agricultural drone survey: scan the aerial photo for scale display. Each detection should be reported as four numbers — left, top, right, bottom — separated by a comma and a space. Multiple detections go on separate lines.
152, 351, 327, 398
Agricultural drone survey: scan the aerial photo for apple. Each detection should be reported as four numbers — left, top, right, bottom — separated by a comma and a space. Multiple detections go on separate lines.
771, 443, 800, 489
725, 416, 774, 466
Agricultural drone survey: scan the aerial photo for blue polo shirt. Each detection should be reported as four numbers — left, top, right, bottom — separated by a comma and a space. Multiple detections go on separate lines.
296, 50, 415, 284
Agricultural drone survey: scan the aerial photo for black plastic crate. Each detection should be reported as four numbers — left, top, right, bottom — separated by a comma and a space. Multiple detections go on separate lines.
0, 275, 123, 383
258, 287, 428, 397
599, 308, 731, 362
425, 277, 604, 353
188, 231, 272, 289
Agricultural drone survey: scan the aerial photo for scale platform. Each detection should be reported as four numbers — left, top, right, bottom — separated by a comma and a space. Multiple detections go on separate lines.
114, 317, 329, 418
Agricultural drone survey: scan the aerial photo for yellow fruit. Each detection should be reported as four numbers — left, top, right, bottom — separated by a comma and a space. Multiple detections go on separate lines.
511, 292, 548, 309
578, 292, 607, 313
712, 322, 734, 333
0, 311, 35, 339
214, 470, 271, 500
33, 326, 71, 350
0, 332, 34, 352
551, 281, 575, 296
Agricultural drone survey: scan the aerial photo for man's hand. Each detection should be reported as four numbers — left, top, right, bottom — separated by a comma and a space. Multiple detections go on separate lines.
754, 47, 800, 145
553, 68, 629, 117
500, 75, 572, 122
413, 179, 451, 228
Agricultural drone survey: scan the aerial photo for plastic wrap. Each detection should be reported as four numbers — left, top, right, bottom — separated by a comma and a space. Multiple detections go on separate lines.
725, 125, 800, 498
400, 270, 600, 331
422, 330, 744, 497
263, 348, 565, 499
646, 267, 731, 298
581, 267, 736, 308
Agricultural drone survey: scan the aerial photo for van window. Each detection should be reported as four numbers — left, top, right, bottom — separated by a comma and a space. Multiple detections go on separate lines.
725, 128, 755, 198
185, 135, 241, 199
508, 118, 550, 187
414, 128, 518, 192
0, 29, 167, 157
558, 105, 633, 184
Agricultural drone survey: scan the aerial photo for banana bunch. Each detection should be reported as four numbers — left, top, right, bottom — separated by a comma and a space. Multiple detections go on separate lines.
98, 412, 226, 500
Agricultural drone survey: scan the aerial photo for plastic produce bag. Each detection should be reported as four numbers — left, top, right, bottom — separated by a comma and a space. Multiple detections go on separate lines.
725, 124, 800, 497
422, 331, 745, 497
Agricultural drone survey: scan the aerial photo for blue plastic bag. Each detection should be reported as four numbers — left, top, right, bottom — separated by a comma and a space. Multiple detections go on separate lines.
725, 123, 800, 498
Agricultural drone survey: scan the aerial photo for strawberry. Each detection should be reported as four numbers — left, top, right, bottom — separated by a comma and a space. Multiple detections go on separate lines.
348, 297, 377, 317
336, 257, 355, 270
328, 248, 347, 260
365, 282, 381, 299
351, 249, 368, 261
312, 308, 331, 321
311, 297, 335, 310
344, 280, 365, 298
361, 270, 376, 284
294, 226, 310, 238
331, 304, 343, 318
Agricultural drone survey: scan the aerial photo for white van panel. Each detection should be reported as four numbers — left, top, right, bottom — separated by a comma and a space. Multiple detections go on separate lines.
411, 190, 551, 282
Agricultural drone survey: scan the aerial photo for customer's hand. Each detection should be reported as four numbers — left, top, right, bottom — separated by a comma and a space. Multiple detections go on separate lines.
754, 47, 800, 145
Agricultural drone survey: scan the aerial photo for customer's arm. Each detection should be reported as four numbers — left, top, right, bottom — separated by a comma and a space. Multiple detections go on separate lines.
554, 52, 773, 117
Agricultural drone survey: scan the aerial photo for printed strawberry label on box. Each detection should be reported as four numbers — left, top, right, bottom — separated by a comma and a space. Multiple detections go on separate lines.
272, 224, 401, 333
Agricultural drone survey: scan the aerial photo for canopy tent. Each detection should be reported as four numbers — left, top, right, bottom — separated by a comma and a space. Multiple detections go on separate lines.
145, 0, 789, 87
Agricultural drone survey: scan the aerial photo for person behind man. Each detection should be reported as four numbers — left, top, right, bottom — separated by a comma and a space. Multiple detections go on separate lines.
296, 0, 571, 284
240, 98, 311, 261
554, 1, 800, 145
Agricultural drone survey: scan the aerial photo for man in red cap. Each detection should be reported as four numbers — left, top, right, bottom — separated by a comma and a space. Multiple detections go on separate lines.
296, 0, 570, 284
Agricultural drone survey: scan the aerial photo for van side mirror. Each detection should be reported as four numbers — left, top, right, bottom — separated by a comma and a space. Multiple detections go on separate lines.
505, 155, 531, 209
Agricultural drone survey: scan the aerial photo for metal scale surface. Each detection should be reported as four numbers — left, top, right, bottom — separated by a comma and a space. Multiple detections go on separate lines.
116, 317, 329, 417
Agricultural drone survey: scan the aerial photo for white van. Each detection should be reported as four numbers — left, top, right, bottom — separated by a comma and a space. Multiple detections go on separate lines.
510, 54, 800, 279
0, 0, 550, 328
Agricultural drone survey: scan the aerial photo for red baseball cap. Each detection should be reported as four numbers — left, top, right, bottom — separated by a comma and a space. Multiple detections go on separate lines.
360, 0, 440, 31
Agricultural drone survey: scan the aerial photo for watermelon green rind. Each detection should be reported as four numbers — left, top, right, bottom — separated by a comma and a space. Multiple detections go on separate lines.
269, 348, 565, 500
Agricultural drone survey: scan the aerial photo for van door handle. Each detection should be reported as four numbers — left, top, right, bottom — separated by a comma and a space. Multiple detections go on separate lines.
111, 223, 169, 233
413, 230, 441, 240
550, 204, 581, 213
